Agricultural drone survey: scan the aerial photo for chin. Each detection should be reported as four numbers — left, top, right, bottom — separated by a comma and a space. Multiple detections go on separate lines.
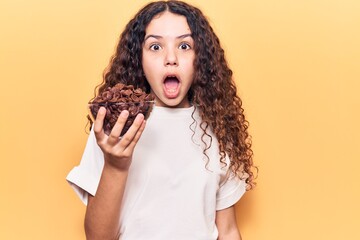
156, 97, 190, 108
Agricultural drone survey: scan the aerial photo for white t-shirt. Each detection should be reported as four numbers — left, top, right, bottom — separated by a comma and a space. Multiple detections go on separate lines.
66, 106, 246, 240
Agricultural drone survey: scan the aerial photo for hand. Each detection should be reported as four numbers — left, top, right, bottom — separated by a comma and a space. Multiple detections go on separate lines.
93, 107, 146, 172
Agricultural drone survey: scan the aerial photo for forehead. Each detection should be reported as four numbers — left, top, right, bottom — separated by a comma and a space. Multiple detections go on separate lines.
145, 11, 191, 35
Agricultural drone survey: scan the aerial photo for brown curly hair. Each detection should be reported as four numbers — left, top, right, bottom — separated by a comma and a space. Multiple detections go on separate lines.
90, 0, 256, 189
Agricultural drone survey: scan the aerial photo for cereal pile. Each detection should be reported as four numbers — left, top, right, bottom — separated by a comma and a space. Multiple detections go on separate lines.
89, 83, 155, 135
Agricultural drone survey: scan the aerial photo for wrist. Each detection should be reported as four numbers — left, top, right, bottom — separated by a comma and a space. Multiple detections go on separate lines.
103, 162, 130, 177
103, 154, 132, 172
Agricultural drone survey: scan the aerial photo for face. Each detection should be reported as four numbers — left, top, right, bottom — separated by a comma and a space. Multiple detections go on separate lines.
142, 11, 195, 108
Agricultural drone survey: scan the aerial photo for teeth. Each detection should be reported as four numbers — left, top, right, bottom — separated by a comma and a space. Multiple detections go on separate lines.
167, 89, 176, 93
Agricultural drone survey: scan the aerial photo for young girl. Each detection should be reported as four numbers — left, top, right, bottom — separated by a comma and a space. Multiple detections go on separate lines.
67, 1, 255, 239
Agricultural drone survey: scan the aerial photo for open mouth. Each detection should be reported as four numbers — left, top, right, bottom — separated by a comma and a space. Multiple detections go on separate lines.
164, 75, 180, 96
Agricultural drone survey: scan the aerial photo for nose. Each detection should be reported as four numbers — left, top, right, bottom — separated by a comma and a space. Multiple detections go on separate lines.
164, 48, 178, 66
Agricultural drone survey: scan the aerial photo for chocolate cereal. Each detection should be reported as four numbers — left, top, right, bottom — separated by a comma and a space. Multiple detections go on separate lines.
89, 83, 155, 136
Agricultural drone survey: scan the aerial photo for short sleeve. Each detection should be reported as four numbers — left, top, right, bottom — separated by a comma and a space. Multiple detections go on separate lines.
216, 171, 247, 211
66, 128, 104, 205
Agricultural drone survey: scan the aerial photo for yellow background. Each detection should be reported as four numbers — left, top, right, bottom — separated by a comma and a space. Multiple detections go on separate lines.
1, 0, 359, 239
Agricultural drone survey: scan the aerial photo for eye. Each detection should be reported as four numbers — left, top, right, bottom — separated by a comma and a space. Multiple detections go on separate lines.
149, 44, 162, 51
179, 42, 191, 50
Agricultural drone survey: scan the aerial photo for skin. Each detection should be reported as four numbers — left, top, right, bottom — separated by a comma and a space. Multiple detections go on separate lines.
85, 109, 146, 239
142, 11, 195, 108
84, 11, 242, 240
216, 205, 242, 240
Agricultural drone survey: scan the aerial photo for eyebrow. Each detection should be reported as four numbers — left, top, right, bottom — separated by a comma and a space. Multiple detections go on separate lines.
144, 33, 192, 41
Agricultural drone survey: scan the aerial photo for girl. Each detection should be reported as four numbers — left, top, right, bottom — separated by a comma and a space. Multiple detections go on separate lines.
67, 1, 256, 239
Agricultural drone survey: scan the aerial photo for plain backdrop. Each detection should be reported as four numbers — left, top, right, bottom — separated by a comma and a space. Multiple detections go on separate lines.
0, 0, 359, 239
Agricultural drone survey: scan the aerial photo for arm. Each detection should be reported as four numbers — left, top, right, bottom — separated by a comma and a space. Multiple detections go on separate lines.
84, 108, 146, 240
215, 205, 242, 240
85, 167, 127, 240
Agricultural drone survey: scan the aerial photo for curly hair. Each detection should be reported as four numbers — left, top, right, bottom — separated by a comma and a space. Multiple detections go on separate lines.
90, 0, 256, 189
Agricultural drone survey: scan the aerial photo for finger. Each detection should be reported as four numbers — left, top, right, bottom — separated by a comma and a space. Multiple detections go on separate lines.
93, 107, 106, 140
119, 113, 145, 147
114, 117, 146, 157
126, 118, 146, 151
107, 110, 129, 145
